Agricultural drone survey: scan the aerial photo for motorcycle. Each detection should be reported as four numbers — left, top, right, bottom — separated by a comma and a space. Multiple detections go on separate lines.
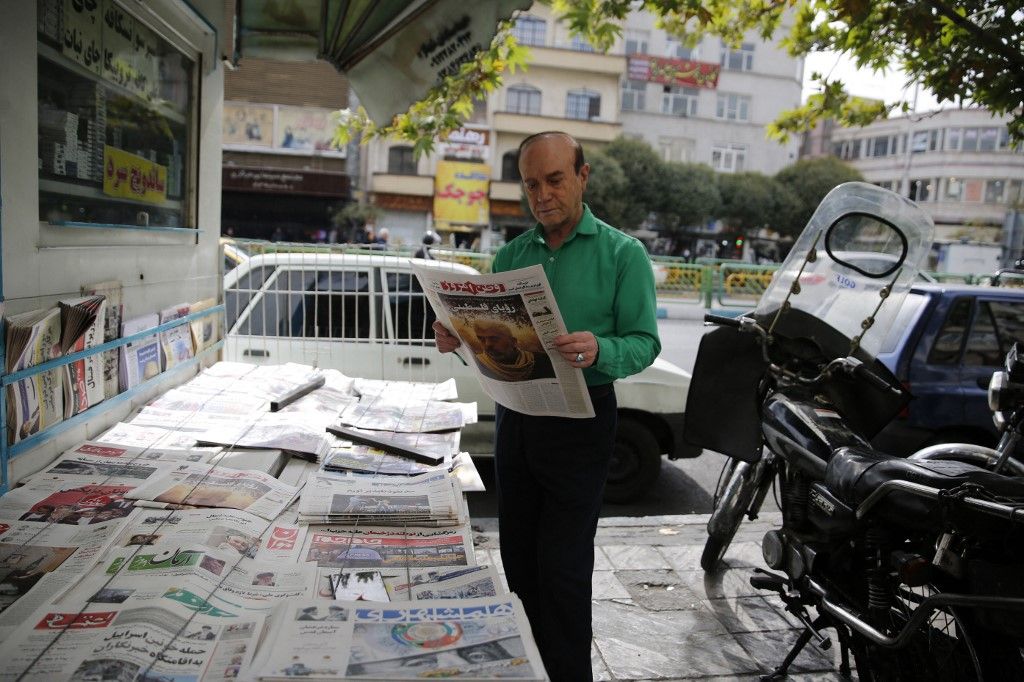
684, 182, 1024, 680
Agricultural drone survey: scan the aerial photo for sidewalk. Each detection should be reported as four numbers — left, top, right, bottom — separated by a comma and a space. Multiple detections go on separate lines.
472, 513, 847, 681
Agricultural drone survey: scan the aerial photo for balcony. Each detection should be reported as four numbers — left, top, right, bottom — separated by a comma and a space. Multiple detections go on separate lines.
493, 112, 621, 144
527, 46, 624, 75
370, 173, 433, 196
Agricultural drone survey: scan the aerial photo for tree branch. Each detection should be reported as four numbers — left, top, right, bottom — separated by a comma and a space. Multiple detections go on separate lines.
923, 0, 1024, 71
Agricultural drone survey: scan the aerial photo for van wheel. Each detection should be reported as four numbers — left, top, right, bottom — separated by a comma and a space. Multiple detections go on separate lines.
604, 417, 661, 504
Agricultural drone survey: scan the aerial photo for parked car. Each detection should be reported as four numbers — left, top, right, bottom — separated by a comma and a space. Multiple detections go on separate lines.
871, 282, 1024, 455
223, 251, 699, 502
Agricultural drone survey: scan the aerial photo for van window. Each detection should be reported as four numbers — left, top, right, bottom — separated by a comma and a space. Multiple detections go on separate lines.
963, 300, 1024, 366
384, 272, 436, 341
239, 268, 374, 339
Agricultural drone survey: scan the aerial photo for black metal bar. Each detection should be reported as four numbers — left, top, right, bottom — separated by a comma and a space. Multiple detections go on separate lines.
270, 376, 325, 411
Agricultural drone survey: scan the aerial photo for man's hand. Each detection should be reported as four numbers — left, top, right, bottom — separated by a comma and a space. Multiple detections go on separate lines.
432, 321, 462, 354
554, 331, 598, 368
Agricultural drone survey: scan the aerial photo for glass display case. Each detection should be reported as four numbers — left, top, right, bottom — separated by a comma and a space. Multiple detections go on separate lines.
37, 0, 197, 229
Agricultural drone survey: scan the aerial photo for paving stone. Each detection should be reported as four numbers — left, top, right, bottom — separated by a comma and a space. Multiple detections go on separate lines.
594, 570, 632, 600
595, 547, 614, 571
592, 641, 613, 681
615, 569, 705, 612
703, 596, 797, 634
733, 628, 836, 675
604, 545, 673, 570
657, 545, 703, 573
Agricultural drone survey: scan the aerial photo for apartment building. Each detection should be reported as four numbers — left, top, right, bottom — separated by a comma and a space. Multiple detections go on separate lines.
358, 3, 803, 249
617, 12, 803, 175
806, 108, 1024, 240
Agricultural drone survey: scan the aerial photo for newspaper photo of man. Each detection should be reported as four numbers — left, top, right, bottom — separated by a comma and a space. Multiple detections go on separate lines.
470, 319, 555, 382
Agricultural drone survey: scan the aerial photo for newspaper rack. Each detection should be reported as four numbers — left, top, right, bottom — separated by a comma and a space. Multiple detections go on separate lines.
0, 305, 224, 493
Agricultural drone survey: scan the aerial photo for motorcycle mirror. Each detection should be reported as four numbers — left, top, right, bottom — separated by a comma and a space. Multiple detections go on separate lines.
824, 212, 908, 278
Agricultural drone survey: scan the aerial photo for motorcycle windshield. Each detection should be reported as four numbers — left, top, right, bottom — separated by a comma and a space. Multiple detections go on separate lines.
754, 182, 934, 359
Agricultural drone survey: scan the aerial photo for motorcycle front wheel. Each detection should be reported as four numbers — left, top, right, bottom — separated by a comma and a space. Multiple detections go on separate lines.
701, 458, 765, 571
852, 584, 1024, 681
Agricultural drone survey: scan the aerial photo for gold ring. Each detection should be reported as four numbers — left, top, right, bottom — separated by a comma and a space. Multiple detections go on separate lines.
575, 352, 584, 363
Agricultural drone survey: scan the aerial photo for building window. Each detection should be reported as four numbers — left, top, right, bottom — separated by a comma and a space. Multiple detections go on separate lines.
875, 180, 894, 191
387, 146, 416, 175
945, 177, 963, 201
715, 93, 750, 121
985, 179, 1006, 203
566, 90, 600, 120
964, 179, 984, 202
999, 128, 1011, 150
870, 135, 890, 157
720, 41, 754, 71
909, 179, 934, 202
1009, 180, 1023, 205
468, 99, 487, 124
507, 85, 541, 115
501, 151, 520, 182
712, 144, 746, 173
621, 80, 646, 111
662, 85, 699, 117
945, 128, 961, 151
979, 128, 999, 152
37, 4, 197, 228
625, 29, 649, 55
962, 128, 979, 151
658, 136, 696, 163
513, 16, 546, 46
665, 38, 697, 60
570, 35, 595, 52
910, 131, 930, 153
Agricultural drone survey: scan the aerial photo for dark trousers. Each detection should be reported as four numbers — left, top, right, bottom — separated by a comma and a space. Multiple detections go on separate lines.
494, 386, 617, 682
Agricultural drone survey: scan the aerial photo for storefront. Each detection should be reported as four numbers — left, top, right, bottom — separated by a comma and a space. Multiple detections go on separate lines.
221, 166, 350, 240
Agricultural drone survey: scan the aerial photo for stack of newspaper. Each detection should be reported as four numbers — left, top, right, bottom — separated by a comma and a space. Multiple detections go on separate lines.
297, 471, 467, 527
58, 294, 106, 418
5, 306, 63, 444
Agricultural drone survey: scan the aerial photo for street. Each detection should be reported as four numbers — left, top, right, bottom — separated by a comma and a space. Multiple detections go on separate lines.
466, 299, 739, 520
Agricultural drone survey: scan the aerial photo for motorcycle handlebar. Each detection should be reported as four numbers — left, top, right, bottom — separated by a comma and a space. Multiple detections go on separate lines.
704, 313, 744, 328
853, 361, 899, 394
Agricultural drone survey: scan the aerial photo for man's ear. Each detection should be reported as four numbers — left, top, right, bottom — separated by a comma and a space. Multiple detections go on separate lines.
578, 162, 590, 188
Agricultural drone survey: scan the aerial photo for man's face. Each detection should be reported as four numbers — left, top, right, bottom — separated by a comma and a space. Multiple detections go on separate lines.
519, 135, 589, 233
476, 327, 518, 363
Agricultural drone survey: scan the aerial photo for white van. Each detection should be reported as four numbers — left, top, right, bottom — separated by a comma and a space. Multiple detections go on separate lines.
223, 251, 698, 501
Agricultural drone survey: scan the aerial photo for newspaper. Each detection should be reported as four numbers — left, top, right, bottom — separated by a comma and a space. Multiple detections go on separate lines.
252, 595, 546, 681
124, 463, 299, 521
97, 421, 207, 450
0, 600, 264, 681
5, 306, 63, 444
338, 395, 475, 433
413, 262, 594, 418
0, 479, 138, 525
58, 294, 106, 417
0, 518, 129, 641
301, 525, 477, 569
63, 542, 316, 615
320, 443, 453, 477
19, 451, 178, 487
382, 565, 504, 601
298, 472, 466, 527
119, 312, 161, 391
58, 440, 215, 467
196, 412, 332, 461
353, 377, 459, 402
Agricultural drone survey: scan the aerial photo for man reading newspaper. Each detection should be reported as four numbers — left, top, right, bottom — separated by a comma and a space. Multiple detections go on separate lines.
433, 131, 660, 680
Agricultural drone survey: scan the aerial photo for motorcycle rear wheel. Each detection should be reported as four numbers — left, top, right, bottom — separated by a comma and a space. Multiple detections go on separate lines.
852, 585, 1024, 681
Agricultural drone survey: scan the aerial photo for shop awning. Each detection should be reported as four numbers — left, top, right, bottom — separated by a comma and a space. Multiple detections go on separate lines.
234, 0, 529, 125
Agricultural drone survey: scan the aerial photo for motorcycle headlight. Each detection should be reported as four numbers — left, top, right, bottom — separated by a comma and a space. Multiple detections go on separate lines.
988, 371, 1008, 412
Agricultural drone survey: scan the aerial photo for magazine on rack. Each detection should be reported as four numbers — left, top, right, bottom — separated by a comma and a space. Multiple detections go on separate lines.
251, 595, 546, 681
118, 312, 160, 391
83, 280, 123, 399
158, 301, 194, 371
0, 599, 264, 682
413, 262, 594, 418
58, 294, 106, 417
189, 297, 219, 353
5, 306, 63, 443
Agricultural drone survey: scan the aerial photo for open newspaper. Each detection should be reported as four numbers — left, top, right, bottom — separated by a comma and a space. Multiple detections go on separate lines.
412, 262, 594, 418
301, 525, 476, 569
59, 294, 106, 417
0, 599, 264, 682
299, 472, 466, 527
252, 595, 546, 681
83, 280, 124, 400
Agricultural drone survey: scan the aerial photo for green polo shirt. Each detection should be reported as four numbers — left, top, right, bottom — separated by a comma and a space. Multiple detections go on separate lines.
492, 204, 661, 386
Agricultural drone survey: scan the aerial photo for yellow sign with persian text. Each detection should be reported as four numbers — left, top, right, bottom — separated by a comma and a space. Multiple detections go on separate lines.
434, 161, 489, 226
103, 146, 167, 205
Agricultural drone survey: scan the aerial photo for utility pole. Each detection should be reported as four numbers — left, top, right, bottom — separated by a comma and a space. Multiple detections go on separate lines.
899, 83, 920, 199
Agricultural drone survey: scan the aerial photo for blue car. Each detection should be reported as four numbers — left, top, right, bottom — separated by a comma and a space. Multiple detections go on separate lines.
872, 282, 1024, 455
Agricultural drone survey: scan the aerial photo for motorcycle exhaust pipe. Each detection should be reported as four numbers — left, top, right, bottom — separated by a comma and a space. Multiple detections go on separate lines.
806, 578, 1024, 649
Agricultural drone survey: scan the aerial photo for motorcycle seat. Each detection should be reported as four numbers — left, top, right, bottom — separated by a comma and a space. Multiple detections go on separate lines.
825, 446, 1024, 526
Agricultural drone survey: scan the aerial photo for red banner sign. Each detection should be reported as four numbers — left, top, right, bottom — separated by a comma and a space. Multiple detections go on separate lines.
628, 55, 720, 89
